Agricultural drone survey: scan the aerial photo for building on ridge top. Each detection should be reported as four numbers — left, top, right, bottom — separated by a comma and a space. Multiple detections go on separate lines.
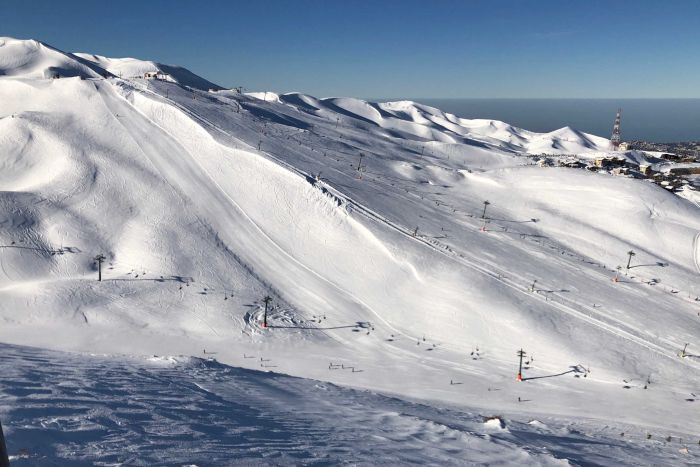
144, 71, 171, 81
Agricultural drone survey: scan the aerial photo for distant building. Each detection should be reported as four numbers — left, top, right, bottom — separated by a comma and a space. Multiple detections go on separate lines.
594, 156, 626, 169
618, 142, 630, 151
558, 158, 584, 168
144, 71, 170, 81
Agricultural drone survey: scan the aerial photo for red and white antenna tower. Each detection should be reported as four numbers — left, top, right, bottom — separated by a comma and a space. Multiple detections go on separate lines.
610, 108, 622, 150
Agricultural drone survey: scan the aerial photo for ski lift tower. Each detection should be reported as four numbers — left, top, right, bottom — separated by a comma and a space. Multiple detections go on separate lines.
610, 108, 622, 150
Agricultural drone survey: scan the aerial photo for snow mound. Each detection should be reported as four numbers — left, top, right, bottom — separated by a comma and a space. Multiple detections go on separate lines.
528, 126, 609, 152
483, 416, 508, 430
0, 37, 105, 79
246, 91, 281, 103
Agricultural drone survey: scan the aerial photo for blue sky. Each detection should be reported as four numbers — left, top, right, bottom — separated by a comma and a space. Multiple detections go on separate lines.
4, 0, 699, 98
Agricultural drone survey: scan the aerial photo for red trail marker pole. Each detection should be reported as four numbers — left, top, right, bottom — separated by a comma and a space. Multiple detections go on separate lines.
516, 349, 527, 381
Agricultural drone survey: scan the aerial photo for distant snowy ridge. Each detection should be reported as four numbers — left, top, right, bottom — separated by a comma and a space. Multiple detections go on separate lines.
248, 91, 611, 154
0, 36, 606, 151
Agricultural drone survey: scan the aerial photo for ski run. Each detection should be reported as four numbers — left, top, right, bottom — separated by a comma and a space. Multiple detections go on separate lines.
0, 37, 699, 465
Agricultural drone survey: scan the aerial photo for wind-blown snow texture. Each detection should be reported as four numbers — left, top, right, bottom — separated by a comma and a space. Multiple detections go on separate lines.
1, 37, 699, 464
2, 343, 693, 466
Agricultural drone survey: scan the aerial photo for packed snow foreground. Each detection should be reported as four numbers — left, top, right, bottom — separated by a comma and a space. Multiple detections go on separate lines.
0, 37, 698, 465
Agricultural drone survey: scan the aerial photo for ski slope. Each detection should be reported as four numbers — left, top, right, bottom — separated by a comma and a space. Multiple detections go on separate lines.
1, 37, 699, 463
3, 342, 694, 466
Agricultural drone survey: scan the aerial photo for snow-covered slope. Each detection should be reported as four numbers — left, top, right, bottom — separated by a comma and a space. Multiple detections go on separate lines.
1, 37, 699, 463
247, 91, 611, 154
3, 343, 694, 466
0, 37, 105, 79
0, 37, 222, 90
75, 53, 223, 90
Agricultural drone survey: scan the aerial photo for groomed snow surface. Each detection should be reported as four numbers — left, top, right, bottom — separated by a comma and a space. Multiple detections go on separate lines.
1, 37, 700, 465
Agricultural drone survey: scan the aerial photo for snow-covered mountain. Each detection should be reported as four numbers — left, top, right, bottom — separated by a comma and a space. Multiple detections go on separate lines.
247, 91, 611, 154
75, 53, 223, 91
1, 38, 699, 464
0, 37, 105, 79
0, 36, 221, 90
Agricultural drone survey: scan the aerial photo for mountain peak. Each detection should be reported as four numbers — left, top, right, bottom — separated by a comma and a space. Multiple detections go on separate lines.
0, 37, 222, 91
0, 36, 104, 79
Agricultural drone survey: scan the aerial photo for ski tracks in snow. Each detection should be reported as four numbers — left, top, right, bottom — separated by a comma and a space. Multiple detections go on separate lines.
111, 80, 698, 372
101, 82, 396, 352
318, 183, 699, 370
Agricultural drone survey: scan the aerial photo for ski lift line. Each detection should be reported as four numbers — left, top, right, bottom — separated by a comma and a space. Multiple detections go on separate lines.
261, 111, 700, 318
543, 285, 687, 355
122, 80, 697, 366
143, 83, 381, 167
115, 90, 466, 353
69, 92, 700, 358
318, 183, 699, 368
117, 84, 397, 271
139, 83, 337, 201
447, 229, 698, 357
485, 262, 693, 366
117, 92, 409, 344
106, 87, 348, 342
452, 203, 700, 310
127, 82, 251, 153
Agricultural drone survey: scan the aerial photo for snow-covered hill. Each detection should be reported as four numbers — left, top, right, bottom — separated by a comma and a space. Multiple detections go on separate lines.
75, 53, 223, 91
247, 91, 611, 154
0, 37, 221, 90
0, 37, 105, 79
1, 37, 699, 464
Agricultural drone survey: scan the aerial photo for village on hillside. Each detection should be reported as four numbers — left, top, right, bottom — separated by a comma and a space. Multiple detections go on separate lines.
533, 111, 700, 193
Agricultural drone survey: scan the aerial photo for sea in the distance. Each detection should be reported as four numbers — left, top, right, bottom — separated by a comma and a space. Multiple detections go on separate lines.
376, 98, 700, 143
